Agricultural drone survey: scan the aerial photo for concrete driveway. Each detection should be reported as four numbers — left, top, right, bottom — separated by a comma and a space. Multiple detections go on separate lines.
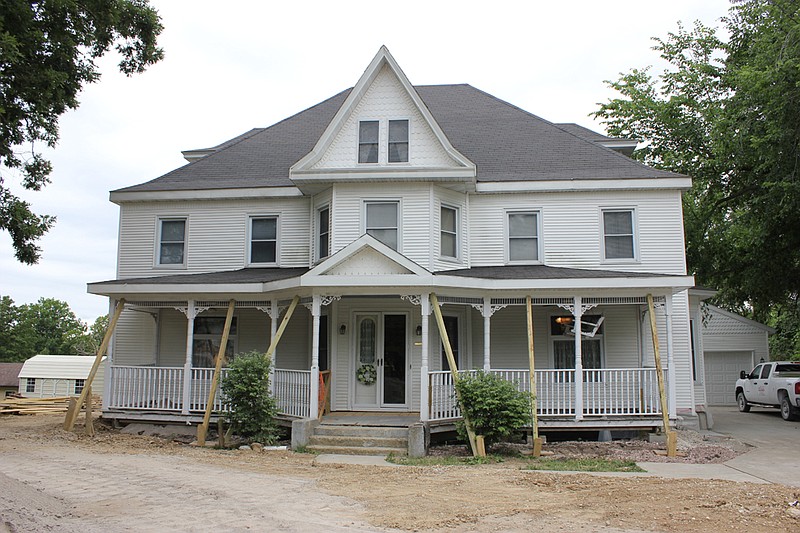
709, 405, 800, 487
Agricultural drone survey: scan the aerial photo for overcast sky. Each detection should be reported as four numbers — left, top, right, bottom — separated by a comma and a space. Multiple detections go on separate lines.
0, 0, 733, 322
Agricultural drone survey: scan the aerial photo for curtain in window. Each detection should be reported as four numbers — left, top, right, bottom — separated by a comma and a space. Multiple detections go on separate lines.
553, 339, 602, 369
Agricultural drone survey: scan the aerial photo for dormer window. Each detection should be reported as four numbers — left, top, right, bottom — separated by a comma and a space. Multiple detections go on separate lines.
358, 121, 379, 163
388, 120, 409, 163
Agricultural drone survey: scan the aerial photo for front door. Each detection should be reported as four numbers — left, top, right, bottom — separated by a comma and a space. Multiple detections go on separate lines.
353, 313, 409, 409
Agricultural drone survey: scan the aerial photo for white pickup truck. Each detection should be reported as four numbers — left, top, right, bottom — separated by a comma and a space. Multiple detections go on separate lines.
736, 361, 800, 421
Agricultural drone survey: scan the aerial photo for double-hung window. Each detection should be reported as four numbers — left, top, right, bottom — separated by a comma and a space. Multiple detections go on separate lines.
440, 205, 458, 259
388, 120, 409, 163
25, 378, 35, 393
602, 209, 636, 260
507, 211, 539, 262
249, 216, 277, 265
74, 379, 85, 395
358, 121, 379, 163
158, 218, 186, 266
365, 201, 399, 250
192, 316, 238, 368
317, 206, 330, 261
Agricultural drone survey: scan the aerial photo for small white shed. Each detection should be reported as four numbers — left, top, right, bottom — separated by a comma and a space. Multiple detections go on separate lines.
18, 355, 105, 400
702, 306, 773, 406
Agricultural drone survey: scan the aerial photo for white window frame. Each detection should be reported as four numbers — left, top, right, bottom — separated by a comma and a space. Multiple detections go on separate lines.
25, 378, 35, 393
74, 378, 85, 395
316, 205, 330, 262
387, 118, 410, 164
155, 216, 188, 268
363, 200, 401, 251
358, 119, 380, 164
505, 209, 542, 264
247, 215, 279, 267
439, 204, 459, 261
601, 208, 638, 262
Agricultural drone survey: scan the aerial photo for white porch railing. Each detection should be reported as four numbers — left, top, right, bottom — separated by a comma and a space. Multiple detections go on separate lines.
428, 368, 666, 422
107, 366, 185, 411
190, 368, 230, 412
273, 369, 311, 419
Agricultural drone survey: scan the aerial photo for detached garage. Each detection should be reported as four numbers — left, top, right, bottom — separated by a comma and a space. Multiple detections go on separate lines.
702, 306, 772, 406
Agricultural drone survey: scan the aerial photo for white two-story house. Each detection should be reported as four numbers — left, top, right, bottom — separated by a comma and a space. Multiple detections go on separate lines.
88, 47, 697, 439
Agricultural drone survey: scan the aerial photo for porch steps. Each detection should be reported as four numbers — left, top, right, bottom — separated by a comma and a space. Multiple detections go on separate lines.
307, 424, 409, 456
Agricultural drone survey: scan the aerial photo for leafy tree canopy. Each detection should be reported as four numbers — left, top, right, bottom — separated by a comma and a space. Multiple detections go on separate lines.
0, 0, 163, 263
593, 0, 800, 356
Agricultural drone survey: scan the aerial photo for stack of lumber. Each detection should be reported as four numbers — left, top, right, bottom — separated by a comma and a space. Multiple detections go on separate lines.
0, 396, 99, 415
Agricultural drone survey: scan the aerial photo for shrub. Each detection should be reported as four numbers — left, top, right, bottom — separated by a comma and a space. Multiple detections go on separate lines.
454, 371, 531, 448
220, 351, 279, 444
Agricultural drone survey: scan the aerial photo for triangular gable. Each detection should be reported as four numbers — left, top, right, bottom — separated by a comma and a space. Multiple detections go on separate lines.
304, 234, 431, 279
704, 305, 775, 336
291, 46, 475, 181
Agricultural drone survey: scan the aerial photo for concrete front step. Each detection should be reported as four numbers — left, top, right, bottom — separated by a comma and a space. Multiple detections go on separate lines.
307, 444, 407, 456
309, 434, 408, 449
314, 424, 409, 439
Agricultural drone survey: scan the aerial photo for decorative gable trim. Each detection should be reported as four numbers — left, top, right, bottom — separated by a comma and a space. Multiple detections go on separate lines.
290, 46, 476, 182
304, 234, 431, 279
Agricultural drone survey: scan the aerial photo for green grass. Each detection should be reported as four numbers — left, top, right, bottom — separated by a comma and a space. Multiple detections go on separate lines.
386, 453, 504, 466
524, 457, 644, 472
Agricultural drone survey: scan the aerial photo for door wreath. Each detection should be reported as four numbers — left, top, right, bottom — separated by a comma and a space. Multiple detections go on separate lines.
356, 364, 377, 385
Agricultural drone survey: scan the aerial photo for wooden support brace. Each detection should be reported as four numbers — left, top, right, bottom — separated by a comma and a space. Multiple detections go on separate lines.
84, 386, 94, 437
65, 299, 126, 431
430, 293, 478, 456
198, 300, 236, 446
265, 296, 300, 361
647, 293, 676, 457
526, 296, 541, 457
475, 435, 486, 457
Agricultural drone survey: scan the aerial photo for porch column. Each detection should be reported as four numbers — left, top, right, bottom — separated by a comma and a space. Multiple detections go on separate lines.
181, 300, 196, 415
419, 293, 431, 422
310, 295, 321, 419
665, 295, 677, 417
482, 297, 491, 371
573, 296, 584, 421
102, 298, 116, 411
268, 299, 279, 395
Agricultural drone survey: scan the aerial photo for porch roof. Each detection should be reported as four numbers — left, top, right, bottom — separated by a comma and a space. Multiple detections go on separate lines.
88, 264, 693, 298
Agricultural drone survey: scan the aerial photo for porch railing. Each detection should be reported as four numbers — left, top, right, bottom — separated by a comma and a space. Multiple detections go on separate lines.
273, 369, 311, 419
428, 368, 666, 422
107, 366, 185, 411
190, 368, 230, 412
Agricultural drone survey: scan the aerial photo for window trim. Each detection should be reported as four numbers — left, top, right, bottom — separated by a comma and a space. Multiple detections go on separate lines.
25, 377, 35, 393
316, 205, 331, 262
601, 207, 638, 263
387, 118, 410, 164
363, 199, 401, 251
155, 216, 188, 268
439, 203, 459, 261
505, 209, 542, 265
247, 215, 279, 267
357, 119, 380, 164
74, 378, 85, 395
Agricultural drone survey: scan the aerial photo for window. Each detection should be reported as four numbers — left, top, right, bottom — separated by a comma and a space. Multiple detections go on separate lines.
508, 211, 539, 262
249, 216, 277, 264
440, 205, 458, 259
25, 378, 35, 393
388, 119, 409, 163
551, 315, 604, 372
365, 201, 399, 250
192, 316, 238, 368
602, 209, 635, 260
158, 218, 186, 265
74, 379, 85, 395
358, 120, 379, 163
317, 206, 330, 260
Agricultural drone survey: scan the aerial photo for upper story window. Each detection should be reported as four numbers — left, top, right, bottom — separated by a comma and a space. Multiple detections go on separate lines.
388, 120, 409, 163
440, 205, 458, 259
317, 206, 330, 261
358, 121, 379, 163
158, 218, 186, 266
602, 209, 636, 261
249, 216, 277, 265
365, 201, 399, 250
507, 211, 540, 263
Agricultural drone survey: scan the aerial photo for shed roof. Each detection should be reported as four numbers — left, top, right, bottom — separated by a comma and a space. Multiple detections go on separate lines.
0, 363, 23, 387
19, 355, 104, 380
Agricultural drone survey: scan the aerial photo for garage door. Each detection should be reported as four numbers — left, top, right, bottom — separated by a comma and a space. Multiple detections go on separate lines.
704, 351, 753, 405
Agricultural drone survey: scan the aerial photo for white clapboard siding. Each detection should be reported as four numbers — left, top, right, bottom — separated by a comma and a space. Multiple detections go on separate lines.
313, 64, 456, 170
113, 309, 158, 366
157, 309, 188, 366
432, 187, 469, 271
469, 189, 687, 275
117, 198, 310, 278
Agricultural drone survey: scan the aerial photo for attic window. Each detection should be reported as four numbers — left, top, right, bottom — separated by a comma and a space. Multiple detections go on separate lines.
358, 121, 379, 163
388, 120, 409, 163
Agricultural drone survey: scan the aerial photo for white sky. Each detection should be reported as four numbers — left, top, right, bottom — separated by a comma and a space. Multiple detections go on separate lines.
0, 0, 732, 322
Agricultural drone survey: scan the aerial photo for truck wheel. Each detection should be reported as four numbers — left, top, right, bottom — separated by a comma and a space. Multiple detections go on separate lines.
780, 395, 798, 421
737, 391, 751, 412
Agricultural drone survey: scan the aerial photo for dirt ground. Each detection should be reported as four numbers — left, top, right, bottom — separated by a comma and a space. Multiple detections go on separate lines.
1, 415, 798, 532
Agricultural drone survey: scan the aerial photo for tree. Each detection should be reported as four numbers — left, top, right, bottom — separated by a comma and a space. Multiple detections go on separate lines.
1, 0, 163, 263
593, 0, 800, 355
0, 296, 35, 361
75, 314, 109, 355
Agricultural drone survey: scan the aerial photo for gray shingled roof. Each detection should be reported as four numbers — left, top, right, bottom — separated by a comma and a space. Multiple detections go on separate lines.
115, 84, 681, 193
0, 363, 23, 387
89, 268, 310, 287
439, 265, 681, 280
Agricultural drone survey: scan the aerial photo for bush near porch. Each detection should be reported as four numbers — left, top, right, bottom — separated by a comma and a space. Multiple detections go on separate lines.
454, 371, 530, 447
220, 351, 279, 444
